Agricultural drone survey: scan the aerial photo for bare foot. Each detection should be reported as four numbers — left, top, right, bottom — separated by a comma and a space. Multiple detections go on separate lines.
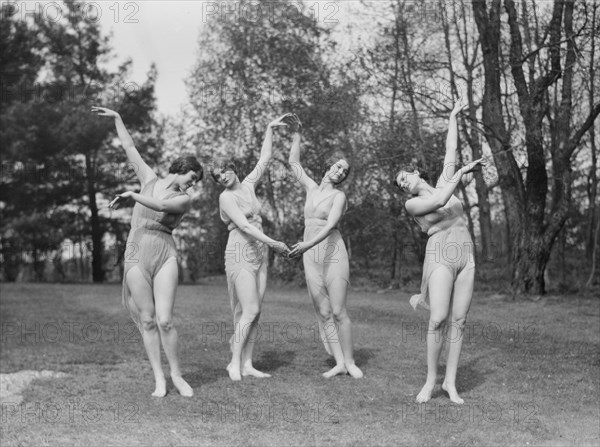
322, 364, 347, 378
415, 381, 436, 403
345, 362, 364, 379
442, 381, 464, 404
226, 363, 242, 381
152, 378, 167, 397
172, 375, 193, 397
242, 365, 271, 378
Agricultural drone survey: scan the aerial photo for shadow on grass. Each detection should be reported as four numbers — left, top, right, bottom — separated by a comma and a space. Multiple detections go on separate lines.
180, 366, 223, 389
324, 348, 377, 370
354, 347, 376, 368
255, 349, 296, 373
428, 356, 488, 399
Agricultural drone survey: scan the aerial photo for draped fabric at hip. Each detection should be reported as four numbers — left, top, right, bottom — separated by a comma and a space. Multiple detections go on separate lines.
122, 177, 185, 330
410, 194, 475, 310
302, 218, 350, 291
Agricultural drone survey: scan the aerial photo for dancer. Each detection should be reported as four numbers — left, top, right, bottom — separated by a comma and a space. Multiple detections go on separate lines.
93, 106, 202, 398
394, 99, 485, 404
287, 115, 363, 379
212, 115, 290, 381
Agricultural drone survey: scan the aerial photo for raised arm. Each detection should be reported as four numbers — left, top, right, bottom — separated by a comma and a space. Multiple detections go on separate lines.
110, 190, 191, 214
219, 194, 289, 255
406, 158, 485, 217
289, 192, 346, 257
288, 130, 318, 191
438, 98, 468, 187
92, 106, 155, 186
243, 115, 289, 189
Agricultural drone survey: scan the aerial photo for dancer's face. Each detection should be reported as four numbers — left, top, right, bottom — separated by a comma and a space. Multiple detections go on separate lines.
213, 168, 237, 188
395, 170, 420, 194
178, 170, 201, 192
325, 159, 350, 184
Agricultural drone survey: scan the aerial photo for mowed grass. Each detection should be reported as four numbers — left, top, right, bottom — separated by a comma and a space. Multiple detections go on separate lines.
0, 280, 598, 447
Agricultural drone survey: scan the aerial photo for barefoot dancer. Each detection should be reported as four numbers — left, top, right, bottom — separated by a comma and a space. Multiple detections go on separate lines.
287, 115, 363, 379
93, 106, 202, 397
212, 115, 290, 381
394, 99, 485, 404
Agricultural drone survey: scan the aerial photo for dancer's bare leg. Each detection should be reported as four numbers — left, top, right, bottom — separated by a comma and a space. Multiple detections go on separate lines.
442, 266, 474, 404
241, 265, 271, 378
307, 282, 346, 377
329, 279, 362, 378
228, 270, 260, 381
416, 267, 453, 403
154, 258, 193, 397
127, 267, 166, 397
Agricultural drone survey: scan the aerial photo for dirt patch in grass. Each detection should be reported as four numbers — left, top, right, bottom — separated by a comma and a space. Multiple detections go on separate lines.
1, 370, 68, 405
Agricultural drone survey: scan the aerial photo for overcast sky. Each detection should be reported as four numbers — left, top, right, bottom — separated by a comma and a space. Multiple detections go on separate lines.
98, 1, 208, 115
94, 1, 365, 116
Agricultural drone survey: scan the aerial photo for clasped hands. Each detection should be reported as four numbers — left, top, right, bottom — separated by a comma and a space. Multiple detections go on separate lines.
271, 240, 310, 259
269, 113, 302, 132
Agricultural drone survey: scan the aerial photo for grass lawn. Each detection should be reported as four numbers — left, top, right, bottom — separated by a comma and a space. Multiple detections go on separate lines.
1, 279, 598, 446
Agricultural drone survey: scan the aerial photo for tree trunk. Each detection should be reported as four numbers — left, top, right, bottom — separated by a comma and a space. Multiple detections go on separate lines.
586, 2, 598, 261
388, 225, 400, 287
472, 0, 600, 296
512, 228, 551, 296
85, 153, 104, 282
585, 209, 600, 290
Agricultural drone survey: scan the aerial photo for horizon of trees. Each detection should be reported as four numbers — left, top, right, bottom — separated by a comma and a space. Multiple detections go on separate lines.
1, 0, 598, 298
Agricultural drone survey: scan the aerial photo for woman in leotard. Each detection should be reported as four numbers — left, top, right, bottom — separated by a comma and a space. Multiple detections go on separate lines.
394, 99, 485, 404
287, 115, 363, 379
212, 115, 290, 381
93, 106, 202, 398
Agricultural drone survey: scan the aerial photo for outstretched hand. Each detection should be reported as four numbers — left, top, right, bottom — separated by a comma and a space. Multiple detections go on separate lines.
461, 157, 487, 175
108, 191, 135, 209
92, 106, 120, 118
450, 97, 468, 116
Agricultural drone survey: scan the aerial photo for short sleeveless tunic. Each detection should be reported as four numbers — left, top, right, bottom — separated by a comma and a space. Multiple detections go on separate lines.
123, 177, 186, 329
302, 188, 350, 355
410, 194, 475, 310
220, 182, 268, 328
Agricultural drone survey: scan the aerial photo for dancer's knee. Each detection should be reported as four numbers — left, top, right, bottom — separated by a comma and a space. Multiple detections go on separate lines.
316, 303, 332, 322
450, 316, 467, 332
332, 306, 348, 324
140, 314, 157, 332
429, 315, 448, 331
156, 316, 174, 332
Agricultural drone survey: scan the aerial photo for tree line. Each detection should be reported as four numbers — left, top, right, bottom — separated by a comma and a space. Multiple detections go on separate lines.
1, 0, 598, 297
